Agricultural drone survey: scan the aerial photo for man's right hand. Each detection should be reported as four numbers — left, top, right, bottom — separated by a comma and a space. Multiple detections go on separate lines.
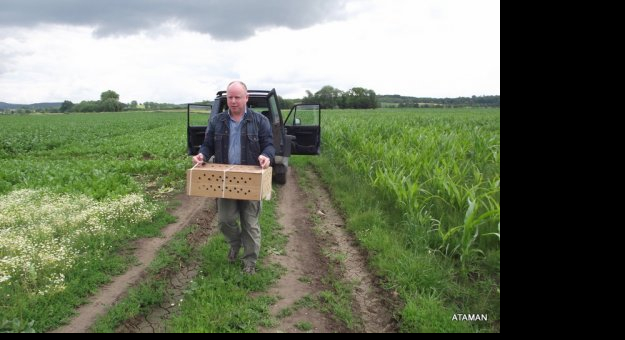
193, 153, 204, 164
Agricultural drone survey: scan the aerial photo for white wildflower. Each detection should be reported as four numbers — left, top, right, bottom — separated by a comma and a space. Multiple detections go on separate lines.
0, 189, 158, 296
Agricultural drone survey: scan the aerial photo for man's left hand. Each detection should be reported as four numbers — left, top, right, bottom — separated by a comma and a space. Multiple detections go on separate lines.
259, 155, 270, 169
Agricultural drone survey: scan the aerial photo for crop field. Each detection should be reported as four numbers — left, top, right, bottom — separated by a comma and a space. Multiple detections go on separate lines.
0, 112, 188, 331
305, 108, 500, 332
323, 109, 500, 262
1, 108, 500, 332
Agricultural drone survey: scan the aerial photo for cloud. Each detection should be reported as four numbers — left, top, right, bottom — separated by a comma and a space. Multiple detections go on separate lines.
0, 1, 500, 103
0, 0, 348, 40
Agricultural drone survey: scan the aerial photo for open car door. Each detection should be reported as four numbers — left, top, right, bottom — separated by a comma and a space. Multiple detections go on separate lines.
285, 104, 321, 155
187, 104, 212, 155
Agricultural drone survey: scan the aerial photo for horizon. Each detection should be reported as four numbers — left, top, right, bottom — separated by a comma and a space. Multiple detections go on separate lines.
1, 93, 502, 107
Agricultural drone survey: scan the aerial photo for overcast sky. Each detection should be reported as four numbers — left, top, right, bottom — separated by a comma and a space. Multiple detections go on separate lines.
0, 0, 500, 104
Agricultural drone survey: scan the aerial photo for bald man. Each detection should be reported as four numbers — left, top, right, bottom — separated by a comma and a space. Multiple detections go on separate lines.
194, 81, 275, 275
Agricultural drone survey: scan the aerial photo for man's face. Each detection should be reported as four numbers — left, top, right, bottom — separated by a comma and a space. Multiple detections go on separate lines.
227, 84, 248, 116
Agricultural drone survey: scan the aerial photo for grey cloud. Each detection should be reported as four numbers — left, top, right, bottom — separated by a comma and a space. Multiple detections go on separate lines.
0, 0, 348, 40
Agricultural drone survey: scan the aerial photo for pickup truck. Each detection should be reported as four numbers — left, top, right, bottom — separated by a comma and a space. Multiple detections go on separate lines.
187, 89, 320, 184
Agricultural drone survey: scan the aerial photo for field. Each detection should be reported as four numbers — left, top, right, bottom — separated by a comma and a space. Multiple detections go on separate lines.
0, 108, 500, 332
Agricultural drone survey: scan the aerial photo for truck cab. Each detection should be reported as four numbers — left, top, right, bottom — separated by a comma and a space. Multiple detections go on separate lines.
187, 89, 320, 184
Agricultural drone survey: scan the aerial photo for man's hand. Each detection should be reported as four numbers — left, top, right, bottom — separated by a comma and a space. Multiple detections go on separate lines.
193, 153, 205, 165
258, 155, 270, 169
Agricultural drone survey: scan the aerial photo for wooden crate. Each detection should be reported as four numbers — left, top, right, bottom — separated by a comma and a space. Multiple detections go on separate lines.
187, 163, 272, 201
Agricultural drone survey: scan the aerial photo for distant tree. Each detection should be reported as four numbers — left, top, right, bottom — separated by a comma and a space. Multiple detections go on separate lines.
130, 100, 138, 110
277, 96, 297, 110
314, 85, 342, 109
302, 90, 315, 105
367, 89, 379, 109
101, 90, 120, 101
98, 90, 122, 112
74, 100, 99, 113
343, 87, 378, 109
101, 98, 122, 112
60, 100, 74, 113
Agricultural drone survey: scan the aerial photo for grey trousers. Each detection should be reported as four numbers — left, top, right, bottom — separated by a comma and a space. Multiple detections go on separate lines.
218, 199, 261, 267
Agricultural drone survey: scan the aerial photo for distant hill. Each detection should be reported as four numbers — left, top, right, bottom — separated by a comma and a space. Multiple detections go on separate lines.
0, 102, 62, 110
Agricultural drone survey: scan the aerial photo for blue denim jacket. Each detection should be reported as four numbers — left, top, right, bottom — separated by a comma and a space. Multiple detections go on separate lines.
199, 109, 275, 166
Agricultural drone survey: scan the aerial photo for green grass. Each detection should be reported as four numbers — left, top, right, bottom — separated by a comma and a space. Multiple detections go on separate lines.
0, 200, 173, 332
1, 108, 499, 332
288, 166, 362, 331
0, 111, 185, 331
166, 189, 287, 332
288, 108, 500, 332
295, 321, 314, 331
91, 226, 196, 332
94, 187, 286, 333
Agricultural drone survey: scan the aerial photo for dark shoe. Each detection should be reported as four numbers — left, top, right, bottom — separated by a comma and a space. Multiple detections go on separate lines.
228, 247, 239, 264
243, 265, 256, 275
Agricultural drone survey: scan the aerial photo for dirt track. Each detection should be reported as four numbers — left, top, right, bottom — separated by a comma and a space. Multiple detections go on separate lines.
52, 168, 395, 333
52, 196, 214, 333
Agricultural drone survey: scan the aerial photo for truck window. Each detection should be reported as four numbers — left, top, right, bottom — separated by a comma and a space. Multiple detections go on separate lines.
269, 96, 280, 123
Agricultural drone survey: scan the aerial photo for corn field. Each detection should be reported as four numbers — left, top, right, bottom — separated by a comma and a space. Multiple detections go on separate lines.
321, 109, 500, 269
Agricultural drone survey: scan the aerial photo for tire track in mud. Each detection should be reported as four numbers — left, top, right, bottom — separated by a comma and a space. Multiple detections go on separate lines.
260, 168, 339, 333
261, 168, 396, 333
52, 195, 214, 333
302, 169, 396, 333
116, 198, 218, 333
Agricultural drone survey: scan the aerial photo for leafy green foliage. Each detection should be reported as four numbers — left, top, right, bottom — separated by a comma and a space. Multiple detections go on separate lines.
321, 109, 500, 263
0, 111, 187, 331
0, 319, 36, 333
295, 108, 500, 332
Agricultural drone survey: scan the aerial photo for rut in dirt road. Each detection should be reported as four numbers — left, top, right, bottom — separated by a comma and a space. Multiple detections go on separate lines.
54, 167, 395, 333
303, 168, 396, 333
117, 200, 218, 333
262, 168, 396, 333
261, 168, 339, 333
52, 195, 214, 333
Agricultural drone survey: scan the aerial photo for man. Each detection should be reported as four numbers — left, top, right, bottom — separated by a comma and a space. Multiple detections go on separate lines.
193, 81, 275, 275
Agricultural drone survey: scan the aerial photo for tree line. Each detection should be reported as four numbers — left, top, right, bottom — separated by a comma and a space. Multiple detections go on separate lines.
379, 94, 500, 108
57, 91, 185, 113
298, 85, 379, 109
283, 85, 500, 109
1, 87, 500, 115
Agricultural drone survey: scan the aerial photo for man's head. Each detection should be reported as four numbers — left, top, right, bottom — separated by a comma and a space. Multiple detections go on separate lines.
227, 81, 249, 116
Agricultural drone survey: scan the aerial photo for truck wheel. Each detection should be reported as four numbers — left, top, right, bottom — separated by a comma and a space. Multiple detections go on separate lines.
274, 168, 287, 185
